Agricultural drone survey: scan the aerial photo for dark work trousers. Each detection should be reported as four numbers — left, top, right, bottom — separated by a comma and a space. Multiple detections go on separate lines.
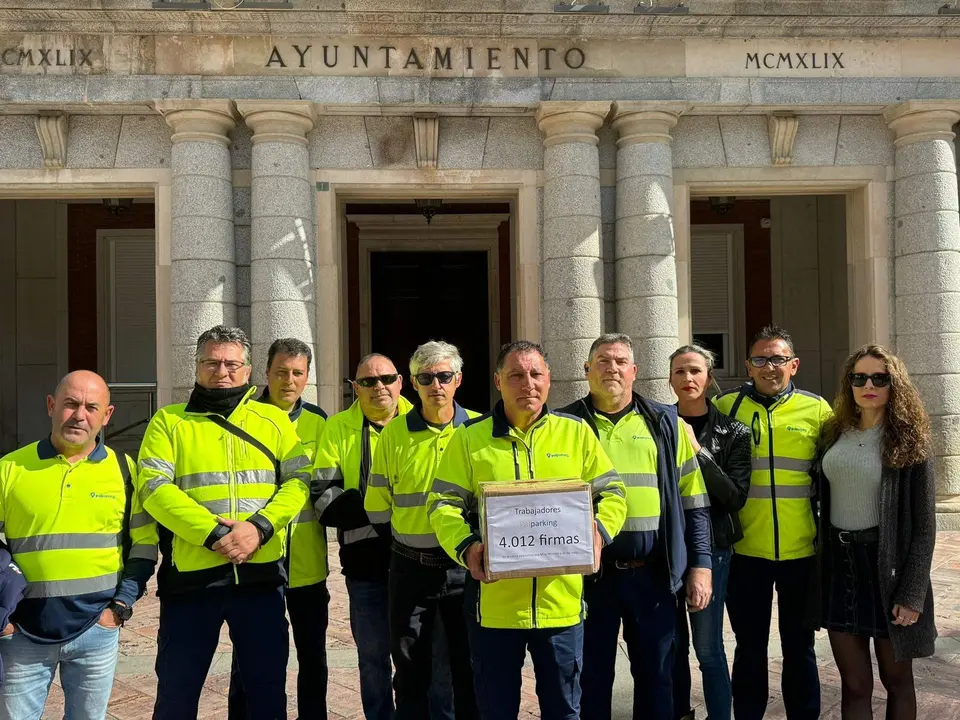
228, 581, 330, 720
465, 608, 583, 720
725, 554, 820, 720
153, 584, 289, 720
580, 563, 677, 720
388, 552, 476, 720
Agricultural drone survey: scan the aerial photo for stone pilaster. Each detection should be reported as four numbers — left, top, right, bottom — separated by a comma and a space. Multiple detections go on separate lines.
536, 101, 610, 407
156, 100, 237, 401
886, 101, 960, 528
611, 102, 687, 402
236, 101, 317, 402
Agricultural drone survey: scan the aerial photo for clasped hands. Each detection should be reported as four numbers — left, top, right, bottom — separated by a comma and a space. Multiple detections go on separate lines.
212, 517, 262, 564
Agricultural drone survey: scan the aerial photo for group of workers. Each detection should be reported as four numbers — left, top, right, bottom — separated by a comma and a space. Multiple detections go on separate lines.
0, 319, 928, 720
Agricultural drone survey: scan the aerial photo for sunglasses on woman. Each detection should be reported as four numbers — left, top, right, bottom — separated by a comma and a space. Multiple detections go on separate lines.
414, 371, 457, 386
848, 372, 891, 388
355, 374, 400, 388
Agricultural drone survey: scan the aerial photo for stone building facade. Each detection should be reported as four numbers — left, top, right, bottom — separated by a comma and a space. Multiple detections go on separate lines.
1, 0, 960, 526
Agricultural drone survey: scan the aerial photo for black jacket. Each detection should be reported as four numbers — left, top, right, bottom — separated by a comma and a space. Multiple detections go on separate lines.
808, 452, 937, 661
689, 403, 753, 549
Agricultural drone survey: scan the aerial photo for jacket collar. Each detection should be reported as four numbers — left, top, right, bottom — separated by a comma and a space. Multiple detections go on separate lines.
257, 387, 304, 421
744, 380, 795, 408
37, 433, 108, 462
185, 385, 258, 419
344, 395, 414, 430
490, 400, 552, 438
568, 392, 666, 439
406, 402, 471, 432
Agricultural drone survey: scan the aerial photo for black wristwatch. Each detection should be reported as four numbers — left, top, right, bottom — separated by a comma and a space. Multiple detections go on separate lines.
108, 601, 133, 623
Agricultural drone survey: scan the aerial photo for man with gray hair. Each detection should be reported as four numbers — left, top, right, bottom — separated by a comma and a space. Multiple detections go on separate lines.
137, 325, 311, 719
365, 340, 480, 719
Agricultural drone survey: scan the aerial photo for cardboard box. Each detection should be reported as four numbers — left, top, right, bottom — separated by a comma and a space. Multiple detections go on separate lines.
481, 479, 596, 581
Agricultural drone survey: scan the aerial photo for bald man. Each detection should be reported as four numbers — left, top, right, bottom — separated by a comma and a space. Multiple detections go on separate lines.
0, 371, 158, 720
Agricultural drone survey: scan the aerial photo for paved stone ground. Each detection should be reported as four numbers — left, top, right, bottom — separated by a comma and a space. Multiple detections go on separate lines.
37, 532, 960, 719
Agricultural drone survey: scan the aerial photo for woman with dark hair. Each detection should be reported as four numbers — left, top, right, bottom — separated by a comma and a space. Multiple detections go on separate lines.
813, 344, 937, 719
669, 345, 752, 720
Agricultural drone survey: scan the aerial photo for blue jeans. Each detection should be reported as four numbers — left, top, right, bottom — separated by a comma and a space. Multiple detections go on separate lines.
0, 622, 120, 720
465, 616, 583, 720
674, 547, 732, 720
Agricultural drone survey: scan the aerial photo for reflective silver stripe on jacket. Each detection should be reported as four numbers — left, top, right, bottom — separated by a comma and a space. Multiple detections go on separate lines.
620, 473, 658, 488
24, 572, 121, 599
368, 473, 389, 489
197, 498, 269, 515
367, 509, 392, 524
292, 507, 318, 525
681, 494, 711, 510
179, 469, 276, 491
8, 533, 121, 554
315, 486, 344, 515
680, 456, 699, 476
129, 544, 159, 561
751, 457, 814, 473
427, 479, 476, 515
129, 512, 153, 530
342, 525, 378, 544
621, 516, 660, 532
140, 457, 175, 477
747, 484, 814, 499
392, 529, 441, 549
394, 491, 429, 508
590, 469, 620, 494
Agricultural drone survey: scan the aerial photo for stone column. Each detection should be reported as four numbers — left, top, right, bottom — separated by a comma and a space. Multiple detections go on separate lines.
536, 101, 610, 407
611, 102, 687, 403
886, 100, 960, 529
236, 102, 317, 402
156, 100, 237, 402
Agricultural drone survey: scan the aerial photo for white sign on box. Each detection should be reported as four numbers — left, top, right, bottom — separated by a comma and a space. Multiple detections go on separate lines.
483, 482, 595, 579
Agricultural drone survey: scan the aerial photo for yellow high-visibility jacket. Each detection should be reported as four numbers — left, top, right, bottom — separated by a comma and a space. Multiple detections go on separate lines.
714, 383, 832, 561
428, 403, 627, 630
365, 403, 479, 551
0, 436, 158, 641
137, 387, 310, 595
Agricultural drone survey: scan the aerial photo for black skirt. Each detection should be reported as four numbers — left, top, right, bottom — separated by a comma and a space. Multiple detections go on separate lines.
824, 527, 890, 639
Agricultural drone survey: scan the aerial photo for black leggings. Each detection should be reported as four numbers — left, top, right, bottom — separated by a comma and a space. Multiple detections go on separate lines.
828, 631, 916, 719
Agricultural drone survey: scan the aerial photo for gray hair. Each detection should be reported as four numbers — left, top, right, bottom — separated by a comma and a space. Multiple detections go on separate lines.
588, 333, 635, 363
669, 344, 717, 374
267, 338, 312, 372
409, 340, 464, 375
195, 325, 252, 366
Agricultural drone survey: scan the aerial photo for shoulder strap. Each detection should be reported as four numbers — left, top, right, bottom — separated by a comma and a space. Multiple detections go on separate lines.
206, 414, 281, 485
111, 448, 134, 559
728, 388, 748, 421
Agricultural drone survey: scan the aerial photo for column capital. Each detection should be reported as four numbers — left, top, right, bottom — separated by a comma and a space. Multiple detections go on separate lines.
236, 101, 314, 146
611, 101, 689, 147
155, 99, 236, 146
885, 101, 960, 147
536, 101, 610, 148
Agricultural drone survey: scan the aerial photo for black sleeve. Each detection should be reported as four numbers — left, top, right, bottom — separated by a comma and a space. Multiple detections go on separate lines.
315, 488, 372, 531
894, 459, 937, 611
697, 421, 752, 512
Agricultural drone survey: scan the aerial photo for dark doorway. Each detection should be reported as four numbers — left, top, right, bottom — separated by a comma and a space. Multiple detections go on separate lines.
370, 251, 491, 413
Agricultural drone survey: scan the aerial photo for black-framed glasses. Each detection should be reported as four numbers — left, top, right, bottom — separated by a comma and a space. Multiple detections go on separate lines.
414, 371, 457, 386
355, 374, 400, 388
748, 355, 795, 368
849, 372, 891, 388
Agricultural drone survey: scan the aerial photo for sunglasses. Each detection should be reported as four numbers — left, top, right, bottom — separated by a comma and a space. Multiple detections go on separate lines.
355, 374, 400, 388
414, 371, 457, 386
849, 372, 891, 388
748, 355, 795, 368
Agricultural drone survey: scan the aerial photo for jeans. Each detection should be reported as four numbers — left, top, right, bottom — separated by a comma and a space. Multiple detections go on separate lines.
725, 554, 820, 720
229, 581, 330, 720
154, 585, 289, 720
388, 555, 476, 720
0, 622, 119, 720
465, 615, 583, 720
674, 547, 732, 720
581, 564, 677, 720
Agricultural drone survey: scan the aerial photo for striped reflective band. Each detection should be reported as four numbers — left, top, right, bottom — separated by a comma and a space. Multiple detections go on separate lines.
591, 470, 619, 492
179, 469, 275, 491
314, 466, 343, 483
621, 516, 660, 532
342, 525, 378, 545
292, 508, 318, 525
197, 498, 269, 515
24, 572, 121, 599
394, 491, 429, 508
129, 544, 159, 561
620, 473, 658, 488
140, 457, 175, 477
368, 473, 389, 489
392, 529, 441, 549
681, 494, 710, 509
281, 456, 310, 475
315, 486, 343, 514
8, 532, 121, 554
430, 479, 471, 501
143, 475, 172, 498
751, 457, 813, 473
680, 456, 699, 476
747, 484, 813, 499
367, 509, 391, 524
129, 512, 153, 530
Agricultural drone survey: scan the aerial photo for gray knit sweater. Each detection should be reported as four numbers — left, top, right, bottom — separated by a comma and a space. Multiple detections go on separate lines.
821, 424, 883, 530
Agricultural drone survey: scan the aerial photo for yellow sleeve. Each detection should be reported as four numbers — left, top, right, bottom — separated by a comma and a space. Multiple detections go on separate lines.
427, 427, 478, 566
125, 453, 159, 562
256, 419, 310, 533
312, 422, 345, 523
676, 418, 710, 509
580, 424, 627, 544
365, 429, 394, 525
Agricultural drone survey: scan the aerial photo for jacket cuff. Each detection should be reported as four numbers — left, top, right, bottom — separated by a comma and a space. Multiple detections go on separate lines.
455, 533, 482, 566
248, 513, 275, 546
689, 551, 713, 570
697, 447, 715, 462
595, 519, 613, 546
203, 524, 230, 551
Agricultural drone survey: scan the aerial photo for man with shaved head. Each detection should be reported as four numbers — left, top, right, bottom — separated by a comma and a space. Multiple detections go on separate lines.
0, 370, 158, 718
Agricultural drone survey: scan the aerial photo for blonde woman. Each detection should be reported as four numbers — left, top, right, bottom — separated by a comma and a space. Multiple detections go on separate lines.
812, 345, 937, 719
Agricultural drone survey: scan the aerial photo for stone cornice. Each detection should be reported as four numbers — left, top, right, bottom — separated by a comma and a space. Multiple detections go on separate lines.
885, 100, 960, 146
236, 100, 314, 145
155, 99, 236, 145
7, 9, 960, 39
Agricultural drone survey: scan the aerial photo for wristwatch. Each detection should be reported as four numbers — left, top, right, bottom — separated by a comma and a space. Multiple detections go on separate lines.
108, 601, 133, 623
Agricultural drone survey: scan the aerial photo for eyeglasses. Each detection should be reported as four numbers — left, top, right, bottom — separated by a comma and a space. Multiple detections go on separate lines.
748, 355, 795, 368
414, 371, 457, 386
199, 359, 247, 373
355, 374, 400, 388
849, 372, 891, 388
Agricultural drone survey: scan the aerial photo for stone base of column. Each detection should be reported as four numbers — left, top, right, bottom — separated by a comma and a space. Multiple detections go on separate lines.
936, 498, 960, 529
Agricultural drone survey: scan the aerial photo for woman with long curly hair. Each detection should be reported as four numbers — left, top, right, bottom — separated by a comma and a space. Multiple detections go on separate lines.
811, 344, 937, 719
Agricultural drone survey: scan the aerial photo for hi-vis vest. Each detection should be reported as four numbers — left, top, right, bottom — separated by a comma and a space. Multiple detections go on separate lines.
714, 384, 832, 561
428, 403, 627, 630
283, 398, 329, 588
365, 403, 478, 551
137, 387, 310, 589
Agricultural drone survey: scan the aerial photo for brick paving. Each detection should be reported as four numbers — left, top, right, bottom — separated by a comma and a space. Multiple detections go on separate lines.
37, 532, 960, 719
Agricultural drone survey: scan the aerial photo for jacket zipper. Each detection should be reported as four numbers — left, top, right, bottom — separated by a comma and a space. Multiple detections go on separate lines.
526, 429, 538, 629
226, 416, 240, 584
767, 407, 781, 561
